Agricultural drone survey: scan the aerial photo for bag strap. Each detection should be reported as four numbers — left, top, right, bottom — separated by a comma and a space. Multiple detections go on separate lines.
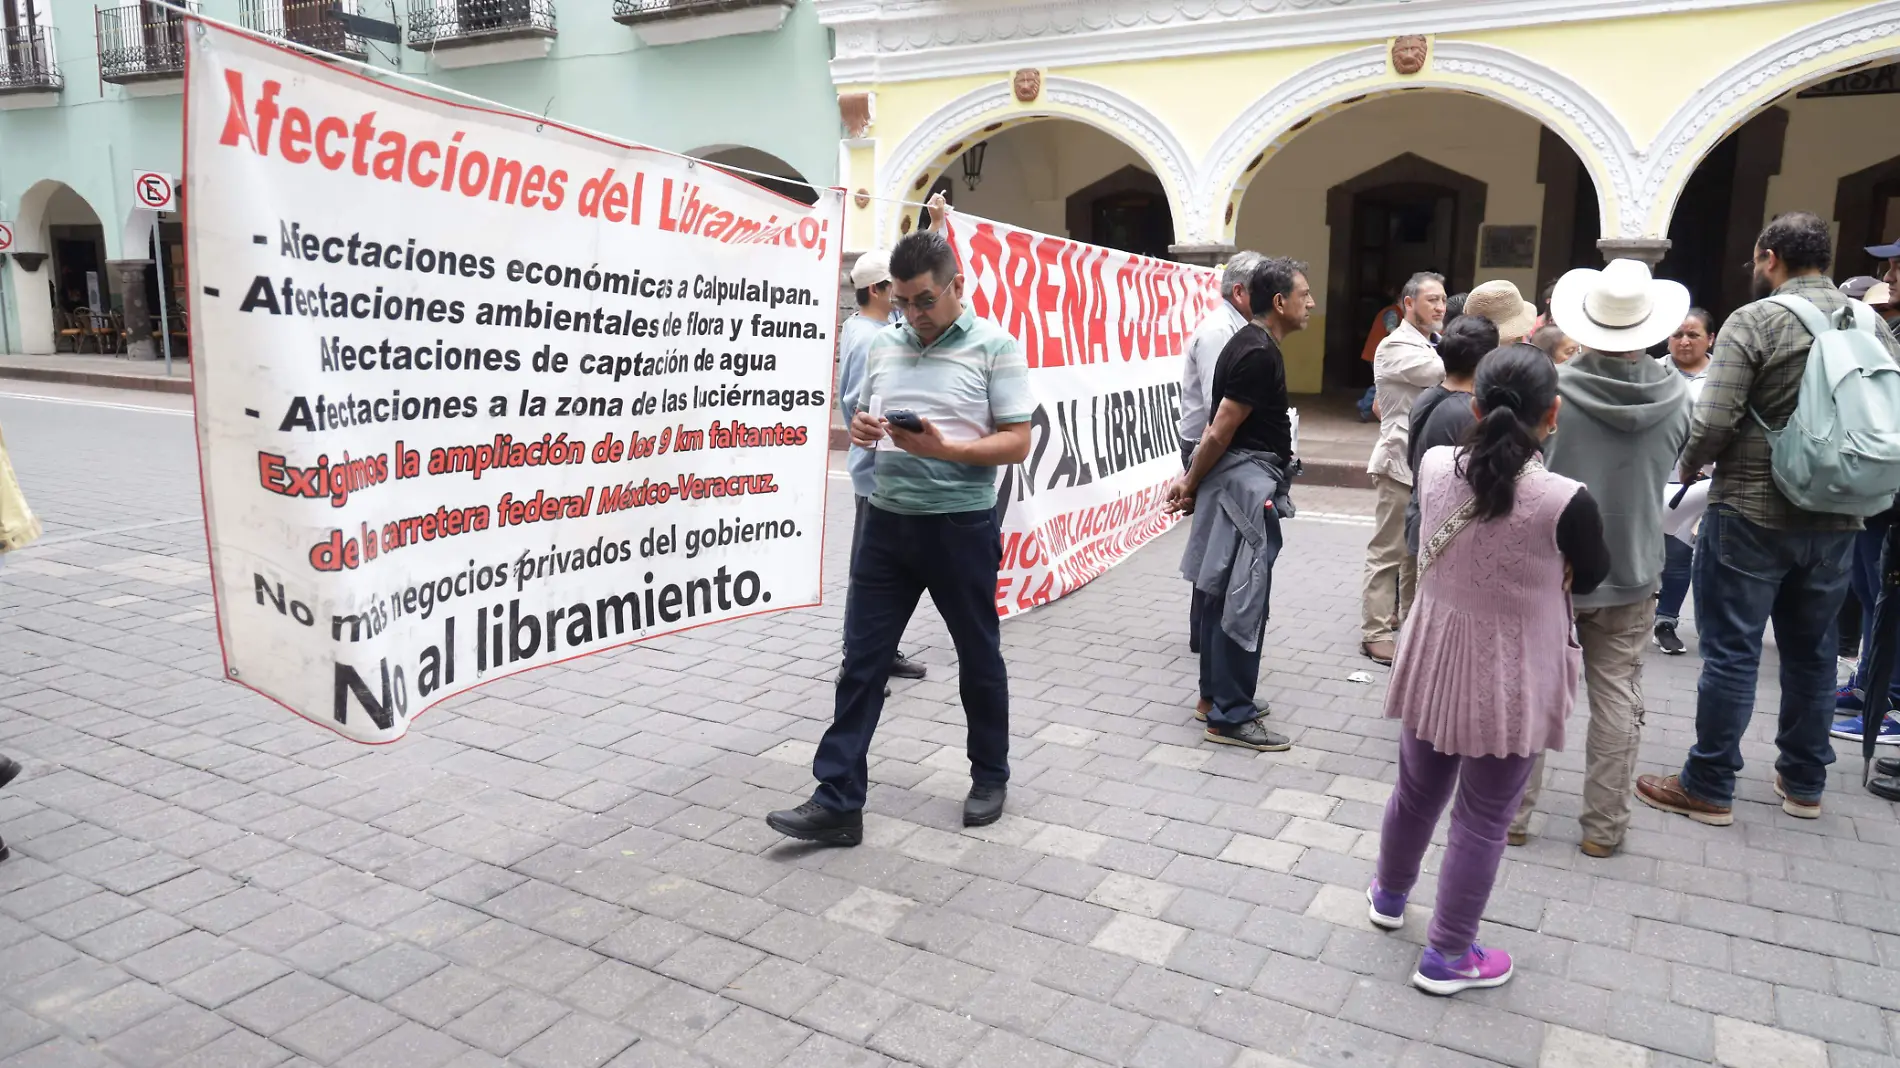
1765, 293, 1830, 337
1418, 457, 1546, 576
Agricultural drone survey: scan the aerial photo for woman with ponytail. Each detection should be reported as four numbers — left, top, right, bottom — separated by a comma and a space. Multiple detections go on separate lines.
1366, 343, 1611, 996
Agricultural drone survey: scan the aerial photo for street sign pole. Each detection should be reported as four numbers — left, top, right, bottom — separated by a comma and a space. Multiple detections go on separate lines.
153, 219, 173, 377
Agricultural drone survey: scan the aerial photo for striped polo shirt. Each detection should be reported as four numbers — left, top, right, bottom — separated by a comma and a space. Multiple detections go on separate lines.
861, 306, 1036, 515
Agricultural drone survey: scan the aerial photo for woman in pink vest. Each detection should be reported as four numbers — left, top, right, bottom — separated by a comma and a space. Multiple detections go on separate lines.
1367, 343, 1611, 995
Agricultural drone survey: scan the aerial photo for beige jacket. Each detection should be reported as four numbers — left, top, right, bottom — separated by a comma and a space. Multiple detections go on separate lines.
1366, 318, 1443, 487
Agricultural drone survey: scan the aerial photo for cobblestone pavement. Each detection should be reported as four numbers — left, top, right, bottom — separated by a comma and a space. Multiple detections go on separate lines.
1, 387, 1897, 1068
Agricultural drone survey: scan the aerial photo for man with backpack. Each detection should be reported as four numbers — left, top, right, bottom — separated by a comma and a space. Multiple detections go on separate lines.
1638, 212, 1900, 826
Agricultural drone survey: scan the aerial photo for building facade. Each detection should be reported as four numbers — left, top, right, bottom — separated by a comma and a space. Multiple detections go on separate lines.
0, 0, 840, 356
820, 0, 1900, 392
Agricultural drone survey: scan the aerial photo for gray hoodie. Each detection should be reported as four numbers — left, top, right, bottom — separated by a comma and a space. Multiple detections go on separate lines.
1544, 351, 1690, 609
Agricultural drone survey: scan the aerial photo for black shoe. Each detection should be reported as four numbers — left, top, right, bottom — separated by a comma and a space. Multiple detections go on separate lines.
1206, 717, 1292, 752
1876, 756, 1900, 778
765, 801, 862, 846
1653, 621, 1685, 656
889, 652, 926, 681
1871, 776, 1900, 803
0, 835, 8, 863
0, 755, 18, 791
964, 783, 1006, 827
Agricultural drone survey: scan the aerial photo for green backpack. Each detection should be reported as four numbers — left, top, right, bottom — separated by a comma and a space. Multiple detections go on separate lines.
1750, 295, 1900, 517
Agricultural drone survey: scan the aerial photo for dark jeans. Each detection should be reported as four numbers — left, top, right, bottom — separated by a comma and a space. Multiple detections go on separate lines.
1198, 585, 1268, 728
814, 504, 1009, 812
1182, 438, 1204, 654
1847, 524, 1900, 710
1681, 506, 1853, 805
1657, 536, 1694, 624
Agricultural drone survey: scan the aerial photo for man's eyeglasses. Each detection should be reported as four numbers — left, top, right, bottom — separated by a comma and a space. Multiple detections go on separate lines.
892, 290, 942, 313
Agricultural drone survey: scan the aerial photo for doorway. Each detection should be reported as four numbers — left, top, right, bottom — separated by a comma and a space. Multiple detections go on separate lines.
1837, 150, 1900, 281
1065, 165, 1174, 261
1324, 154, 1485, 390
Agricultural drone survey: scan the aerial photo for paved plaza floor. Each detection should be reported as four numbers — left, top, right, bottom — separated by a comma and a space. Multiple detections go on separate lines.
0, 386, 1896, 1068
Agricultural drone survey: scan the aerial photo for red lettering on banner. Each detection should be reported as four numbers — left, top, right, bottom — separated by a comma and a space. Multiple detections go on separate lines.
967, 222, 1004, 322
1033, 237, 1065, 367
1002, 228, 1039, 366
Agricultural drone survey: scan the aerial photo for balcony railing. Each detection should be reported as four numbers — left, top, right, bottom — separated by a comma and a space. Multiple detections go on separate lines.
408, 0, 554, 46
0, 25, 62, 93
612, 0, 794, 26
238, 0, 367, 59
97, 2, 198, 84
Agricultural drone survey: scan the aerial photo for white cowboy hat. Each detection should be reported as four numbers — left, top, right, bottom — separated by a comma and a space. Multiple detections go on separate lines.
1551, 259, 1691, 354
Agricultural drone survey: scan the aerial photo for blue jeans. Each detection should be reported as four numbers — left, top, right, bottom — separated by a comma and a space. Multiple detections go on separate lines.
1846, 524, 1900, 710
1656, 536, 1694, 624
1357, 385, 1377, 421
1681, 506, 1853, 805
814, 504, 1009, 812
1199, 586, 1268, 728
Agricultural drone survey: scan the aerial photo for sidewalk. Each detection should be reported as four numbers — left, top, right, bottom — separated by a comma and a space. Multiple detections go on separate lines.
0, 353, 193, 395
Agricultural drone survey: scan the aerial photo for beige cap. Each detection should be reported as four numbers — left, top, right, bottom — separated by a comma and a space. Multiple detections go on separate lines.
1465, 279, 1537, 343
850, 250, 892, 288
1867, 281, 1893, 307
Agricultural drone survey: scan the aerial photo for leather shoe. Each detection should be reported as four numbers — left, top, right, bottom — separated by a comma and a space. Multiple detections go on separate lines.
1875, 756, 1900, 778
964, 783, 1006, 827
1635, 773, 1733, 826
890, 652, 927, 681
0, 835, 9, 863
1361, 640, 1395, 666
0, 754, 19, 791
1579, 840, 1617, 859
766, 801, 862, 846
1871, 776, 1900, 802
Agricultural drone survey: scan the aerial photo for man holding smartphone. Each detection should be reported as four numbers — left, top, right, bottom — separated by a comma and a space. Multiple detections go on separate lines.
767, 228, 1035, 844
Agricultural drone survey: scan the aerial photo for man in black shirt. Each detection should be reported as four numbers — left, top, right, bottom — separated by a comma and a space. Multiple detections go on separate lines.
1170, 257, 1312, 750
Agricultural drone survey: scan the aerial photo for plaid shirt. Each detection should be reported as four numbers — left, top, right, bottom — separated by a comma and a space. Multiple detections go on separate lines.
1681, 275, 1900, 531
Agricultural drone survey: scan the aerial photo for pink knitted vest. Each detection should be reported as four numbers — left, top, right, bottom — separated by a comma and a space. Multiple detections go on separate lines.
1386, 446, 1584, 758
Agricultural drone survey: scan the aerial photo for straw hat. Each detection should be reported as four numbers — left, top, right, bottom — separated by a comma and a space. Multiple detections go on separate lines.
1464, 280, 1537, 342
1550, 259, 1690, 354
1867, 281, 1893, 307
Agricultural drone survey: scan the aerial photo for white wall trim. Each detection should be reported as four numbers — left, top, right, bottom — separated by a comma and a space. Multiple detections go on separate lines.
875, 75, 1199, 242
818, 0, 1813, 85
1196, 41, 1638, 242
1635, 1, 1900, 236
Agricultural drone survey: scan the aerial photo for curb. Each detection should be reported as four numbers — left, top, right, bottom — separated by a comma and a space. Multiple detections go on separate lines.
0, 365, 193, 396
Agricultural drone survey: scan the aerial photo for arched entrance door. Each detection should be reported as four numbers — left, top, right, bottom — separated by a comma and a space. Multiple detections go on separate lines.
1325, 154, 1484, 391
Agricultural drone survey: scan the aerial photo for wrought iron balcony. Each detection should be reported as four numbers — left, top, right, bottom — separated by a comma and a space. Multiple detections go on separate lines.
612, 0, 794, 43
0, 25, 62, 93
97, 2, 197, 84
408, 0, 554, 47
238, 0, 367, 60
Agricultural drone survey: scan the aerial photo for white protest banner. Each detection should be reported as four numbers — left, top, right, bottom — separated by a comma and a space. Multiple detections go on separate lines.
940, 214, 1220, 618
185, 18, 842, 743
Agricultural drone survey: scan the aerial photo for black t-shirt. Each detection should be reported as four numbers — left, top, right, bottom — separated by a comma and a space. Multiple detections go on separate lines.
1209, 323, 1292, 457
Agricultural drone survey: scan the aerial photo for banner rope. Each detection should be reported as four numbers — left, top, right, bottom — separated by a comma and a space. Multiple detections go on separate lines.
146, 0, 938, 215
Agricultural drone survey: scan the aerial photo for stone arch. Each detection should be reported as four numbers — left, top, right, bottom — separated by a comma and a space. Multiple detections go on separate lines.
1637, 2, 1900, 239
876, 76, 1197, 246
6, 178, 109, 355
1200, 41, 1637, 247
688, 145, 818, 206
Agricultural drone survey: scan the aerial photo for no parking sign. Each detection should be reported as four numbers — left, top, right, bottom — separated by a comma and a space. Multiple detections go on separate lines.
133, 170, 176, 212
0, 220, 14, 252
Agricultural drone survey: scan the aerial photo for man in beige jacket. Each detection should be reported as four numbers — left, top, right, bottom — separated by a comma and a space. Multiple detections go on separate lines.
1360, 271, 1446, 664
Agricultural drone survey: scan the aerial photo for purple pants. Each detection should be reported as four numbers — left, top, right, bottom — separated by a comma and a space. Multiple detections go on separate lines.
1376, 731, 1537, 956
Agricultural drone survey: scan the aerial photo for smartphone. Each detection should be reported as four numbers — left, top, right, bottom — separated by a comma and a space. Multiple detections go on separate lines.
885, 409, 924, 433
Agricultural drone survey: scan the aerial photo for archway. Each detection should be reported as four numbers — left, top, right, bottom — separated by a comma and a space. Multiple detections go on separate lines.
691, 145, 817, 207
1653, 44, 1900, 325
876, 76, 1195, 249
916, 120, 1175, 257
5, 179, 109, 356
1232, 91, 1602, 393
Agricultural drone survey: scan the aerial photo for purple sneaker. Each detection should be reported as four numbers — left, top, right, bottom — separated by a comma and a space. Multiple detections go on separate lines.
1412, 943, 1514, 996
1367, 881, 1406, 930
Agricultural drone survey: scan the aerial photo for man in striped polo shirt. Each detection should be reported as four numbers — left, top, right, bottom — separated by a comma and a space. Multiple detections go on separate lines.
768, 229, 1035, 845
